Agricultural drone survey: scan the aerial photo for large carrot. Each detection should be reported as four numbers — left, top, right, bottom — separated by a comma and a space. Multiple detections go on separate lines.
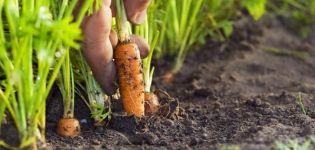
114, 0, 144, 117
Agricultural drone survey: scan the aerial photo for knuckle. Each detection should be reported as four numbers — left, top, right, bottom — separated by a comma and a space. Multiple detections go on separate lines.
100, 7, 112, 34
103, 0, 111, 7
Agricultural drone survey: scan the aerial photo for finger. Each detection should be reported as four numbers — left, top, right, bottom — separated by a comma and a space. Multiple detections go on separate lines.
129, 10, 147, 24
109, 30, 118, 48
82, 1, 118, 95
130, 35, 150, 58
124, 0, 150, 24
74, 0, 111, 18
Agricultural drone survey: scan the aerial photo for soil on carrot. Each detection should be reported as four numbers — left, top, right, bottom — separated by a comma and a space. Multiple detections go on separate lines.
44, 16, 315, 150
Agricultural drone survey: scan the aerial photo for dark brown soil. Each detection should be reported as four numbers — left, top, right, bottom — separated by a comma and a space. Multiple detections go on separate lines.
43, 16, 315, 150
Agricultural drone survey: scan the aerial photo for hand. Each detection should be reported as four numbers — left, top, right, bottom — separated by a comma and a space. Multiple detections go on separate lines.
77, 0, 150, 95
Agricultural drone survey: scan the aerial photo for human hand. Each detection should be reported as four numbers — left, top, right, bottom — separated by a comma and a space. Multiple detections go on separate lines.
77, 0, 150, 95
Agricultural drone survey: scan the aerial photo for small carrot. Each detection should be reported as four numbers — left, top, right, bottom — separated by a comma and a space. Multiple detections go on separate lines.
56, 117, 80, 137
56, 51, 80, 137
144, 92, 160, 115
163, 71, 175, 83
114, 0, 144, 117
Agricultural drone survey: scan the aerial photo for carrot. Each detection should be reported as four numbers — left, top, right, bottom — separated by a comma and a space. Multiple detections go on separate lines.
114, 43, 145, 117
144, 92, 160, 115
56, 51, 80, 137
114, 0, 145, 117
163, 71, 175, 83
56, 117, 80, 137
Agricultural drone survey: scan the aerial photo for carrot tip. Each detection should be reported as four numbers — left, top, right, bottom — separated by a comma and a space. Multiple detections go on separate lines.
144, 92, 160, 116
56, 118, 80, 137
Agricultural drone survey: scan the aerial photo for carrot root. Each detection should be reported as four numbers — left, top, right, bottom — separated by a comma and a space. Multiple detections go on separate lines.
56, 118, 80, 137
144, 92, 160, 116
114, 42, 145, 117
163, 71, 175, 83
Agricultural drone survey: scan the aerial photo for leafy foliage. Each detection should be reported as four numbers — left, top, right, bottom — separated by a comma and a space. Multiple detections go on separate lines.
146, 0, 267, 74
154, 0, 206, 73
205, 0, 239, 41
0, 0, 98, 149
269, 0, 315, 38
242, 0, 267, 20
275, 137, 315, 150
72, 51, 111, 124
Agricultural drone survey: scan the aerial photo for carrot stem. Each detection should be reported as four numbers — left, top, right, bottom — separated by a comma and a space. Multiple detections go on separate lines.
115, 0, 130, 42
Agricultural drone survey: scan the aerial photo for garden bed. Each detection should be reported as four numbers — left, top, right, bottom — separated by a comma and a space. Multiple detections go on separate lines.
44, 16, 315, 150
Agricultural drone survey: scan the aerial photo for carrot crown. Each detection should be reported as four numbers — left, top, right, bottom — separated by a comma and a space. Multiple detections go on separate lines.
115, 0, 130, 42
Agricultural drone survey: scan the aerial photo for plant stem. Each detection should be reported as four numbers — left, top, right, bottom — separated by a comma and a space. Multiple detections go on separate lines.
115, 0, 130, 42
73, 51, 111, 123
298, 92, 306, 115
60, 50, 75, 118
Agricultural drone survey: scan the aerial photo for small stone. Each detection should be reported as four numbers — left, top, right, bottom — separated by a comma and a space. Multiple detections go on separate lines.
80, 119, 88, 124
222, 137, 227, 142
186, 106, 195, 113
262, 102, 271, 108
91, 139, 101, 145
77, 136, 84, 140
240, 41, 255, 51
255, 99, 262, 106
201, 133, 208, 139
163, 119, 175, 126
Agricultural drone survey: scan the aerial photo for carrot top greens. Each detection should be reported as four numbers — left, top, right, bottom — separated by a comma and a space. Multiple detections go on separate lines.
0, 0, 100, 149
115, 0, 130, 42
73, 51, 111, 125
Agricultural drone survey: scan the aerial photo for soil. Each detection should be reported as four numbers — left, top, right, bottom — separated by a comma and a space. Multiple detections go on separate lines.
7, 15, 314, 150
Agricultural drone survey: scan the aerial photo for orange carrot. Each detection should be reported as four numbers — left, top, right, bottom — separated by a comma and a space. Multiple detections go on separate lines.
144, 92, 160, 115
114, 43, 145, 117
114, 0, 145, 117
56, 117, 80, 137
163, 72, 175, 83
